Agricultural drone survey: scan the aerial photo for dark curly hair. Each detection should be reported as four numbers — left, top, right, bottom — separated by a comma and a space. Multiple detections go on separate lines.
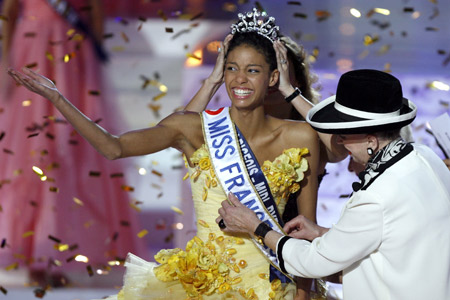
226, 32, 277, 72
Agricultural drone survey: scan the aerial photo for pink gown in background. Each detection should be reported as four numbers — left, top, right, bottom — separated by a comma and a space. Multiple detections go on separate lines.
0, 0, 146, 272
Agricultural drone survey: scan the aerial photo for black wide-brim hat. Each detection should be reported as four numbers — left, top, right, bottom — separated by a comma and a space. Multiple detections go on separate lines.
306, 69, 417, 134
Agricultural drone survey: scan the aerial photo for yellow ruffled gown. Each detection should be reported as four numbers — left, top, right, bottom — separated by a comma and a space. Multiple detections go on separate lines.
105, 146, 310, 300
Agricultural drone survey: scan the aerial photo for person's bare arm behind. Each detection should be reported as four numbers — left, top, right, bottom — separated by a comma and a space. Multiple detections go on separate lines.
273, 40, 348, 164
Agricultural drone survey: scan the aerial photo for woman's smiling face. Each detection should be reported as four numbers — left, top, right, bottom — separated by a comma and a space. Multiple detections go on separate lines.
224, 44, 278, 110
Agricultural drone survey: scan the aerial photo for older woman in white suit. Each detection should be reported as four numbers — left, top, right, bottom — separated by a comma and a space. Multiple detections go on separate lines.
218, 69, 450, 300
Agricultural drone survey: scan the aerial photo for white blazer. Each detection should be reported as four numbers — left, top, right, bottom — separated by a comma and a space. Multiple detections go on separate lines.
278, 144, 450, 300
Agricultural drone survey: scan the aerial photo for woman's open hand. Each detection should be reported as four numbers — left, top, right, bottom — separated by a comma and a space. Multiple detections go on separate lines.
273, 40, 294, 97
206, 34, 233, 86
7, 67, 61, 103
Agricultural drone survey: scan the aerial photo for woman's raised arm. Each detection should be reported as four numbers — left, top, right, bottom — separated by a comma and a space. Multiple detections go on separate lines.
273, 41, 348, 163
8, 68, 194, 160
184, 34, 233, 112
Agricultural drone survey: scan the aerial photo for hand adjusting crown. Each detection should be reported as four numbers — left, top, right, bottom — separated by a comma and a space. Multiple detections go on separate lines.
230, 8, 280, 43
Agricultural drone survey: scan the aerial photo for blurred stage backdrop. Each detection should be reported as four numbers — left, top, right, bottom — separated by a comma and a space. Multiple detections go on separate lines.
1, 0, 449, 299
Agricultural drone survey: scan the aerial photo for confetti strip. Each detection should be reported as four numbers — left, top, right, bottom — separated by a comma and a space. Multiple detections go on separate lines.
48, 235, 61, 243
49, 186, 59, 192
157, 9, 168, 21
110, 172, 124, 178
22, 231, 34, 238
198, 219, 210, 228
121, 185, 135, 192
88, 90, 101, 96
293, 12, 307, 18
25, 62, 37, 68
190, 12, 204, 21
151, 170, 162, 177
0, 286, 7, 295
34, 288, 46, 299
137, 229, 148, 238
120, 220, 130, 227
5, 262, 18, 271
171, 206, 184, 215
103, 33, 114, 39
73, 197, 84, 206
87, 265, 94, 276
89, 171, 101, 177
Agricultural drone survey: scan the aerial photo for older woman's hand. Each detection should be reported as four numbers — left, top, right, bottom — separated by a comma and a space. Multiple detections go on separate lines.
216, 193, 261, 234
284, 215, 329, 241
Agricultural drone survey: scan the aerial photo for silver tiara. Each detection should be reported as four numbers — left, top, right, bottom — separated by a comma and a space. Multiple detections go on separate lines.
230, 8, 280, 43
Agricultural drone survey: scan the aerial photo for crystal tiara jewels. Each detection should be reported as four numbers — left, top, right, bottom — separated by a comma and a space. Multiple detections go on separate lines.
230, 8, 280, 42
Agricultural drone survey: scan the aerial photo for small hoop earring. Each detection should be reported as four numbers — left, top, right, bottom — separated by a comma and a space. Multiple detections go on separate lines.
367, 148, 374, 155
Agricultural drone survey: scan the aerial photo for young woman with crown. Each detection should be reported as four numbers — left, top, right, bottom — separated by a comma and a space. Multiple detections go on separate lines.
8, 8, 327, 300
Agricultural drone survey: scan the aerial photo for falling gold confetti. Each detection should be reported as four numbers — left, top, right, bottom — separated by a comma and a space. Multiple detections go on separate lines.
86, 265, 94, 276
111, 46, 125, 52
73, 197, 84, 206
157, 9, 168, 21
151, 170, 162, 177
5, 262, 18, 271
222, 2, 237, 12
148, 104, 161, 115
45, 51, 54, 61
49, 186, 59, 193
34, 288, 46, 298
103, 33, 114, 39
129, 202, 141, 213
376, 44, 391, 55
165, 27, 174, 33
120, 32, 129, 43
316, 10, 331, 21
25, 62, 38, 69
89, 171, 101, 177
137, 229, 149, 238
110, 173, 124, 178
22, 231, 34, 238
198, 219, 210, 228
190, 12, 204, 21
363, 34, 380, 46
152, 92, 167, 101
120, 220, 130, 227
121, 185, 135, 192
48, 235, 61, 243
88, 90, 101, 96
0, 286, 6, 295
186, 52, 201, 61
171, 206, 184, 215
54, 243, 69, 252
2, 148, 14, 155
293, 12, 307, 18
202, 187, 208, 201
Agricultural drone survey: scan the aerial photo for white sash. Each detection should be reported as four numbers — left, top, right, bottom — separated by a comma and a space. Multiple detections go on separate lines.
201, 107, 293, 280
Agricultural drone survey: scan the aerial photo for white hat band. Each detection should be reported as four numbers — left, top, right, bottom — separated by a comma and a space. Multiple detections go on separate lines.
334, 101, 401, 120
